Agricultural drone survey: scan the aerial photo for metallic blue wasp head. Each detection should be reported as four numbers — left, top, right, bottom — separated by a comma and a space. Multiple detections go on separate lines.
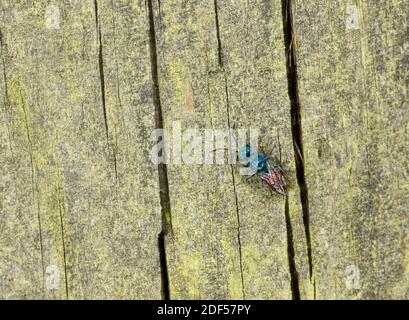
238, 145, 269, 174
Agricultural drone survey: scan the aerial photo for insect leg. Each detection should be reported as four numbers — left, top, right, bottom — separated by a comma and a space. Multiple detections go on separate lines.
245, 172, 258, 180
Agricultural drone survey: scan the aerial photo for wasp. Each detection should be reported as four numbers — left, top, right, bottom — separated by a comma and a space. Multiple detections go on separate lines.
237, 145, 289, 196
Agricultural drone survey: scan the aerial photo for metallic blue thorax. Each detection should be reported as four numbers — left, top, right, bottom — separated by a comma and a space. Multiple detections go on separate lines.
238, 145, 269, 174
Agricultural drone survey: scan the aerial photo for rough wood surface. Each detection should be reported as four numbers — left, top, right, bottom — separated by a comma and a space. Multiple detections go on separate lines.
292, 0, 409, 299
0, 0, 407, 300
152, 0, 310, 299
215, 0, 310, 299
150, 0, 244, 299
0, 0, 162, 299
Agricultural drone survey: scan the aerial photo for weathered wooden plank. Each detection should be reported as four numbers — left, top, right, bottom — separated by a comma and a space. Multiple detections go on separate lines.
292, 0, 409, 299
0, 14, 47, 299
216, 0, 312, 299
152, 0, 310, 299
0, 0, 162, 299
89, 0, 162, 300
1, 0, 406, 301
0, 0, 75, 299
150, 0, 243, 299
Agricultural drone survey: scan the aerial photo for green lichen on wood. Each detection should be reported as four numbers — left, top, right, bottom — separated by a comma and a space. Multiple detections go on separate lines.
216, 0, 307, 299
152, 0, 244, 299
292, 0, 409, 299
0, 0, 162, 299
0, 0, 407, 300
153, 0, 306, 299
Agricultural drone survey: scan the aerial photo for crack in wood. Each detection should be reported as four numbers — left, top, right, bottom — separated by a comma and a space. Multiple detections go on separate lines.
284, 196, 300, 299
94, 0, 119, 183
0, 29, 15, 160
213, 0, 223, 68
212, 1, 245, 298
224, 77, 245, 299
56, 185, 69, 299
19, 89, 46, 297
147, 0, 172, 300
94, 0, 109, 140
158, 231, 170, 300
281, 0, 314, 294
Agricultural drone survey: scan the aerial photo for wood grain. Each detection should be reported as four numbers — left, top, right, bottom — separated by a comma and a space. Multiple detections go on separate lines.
0, 0, 407, 300
0, 0, 162, 299
291, 0, 409, 299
